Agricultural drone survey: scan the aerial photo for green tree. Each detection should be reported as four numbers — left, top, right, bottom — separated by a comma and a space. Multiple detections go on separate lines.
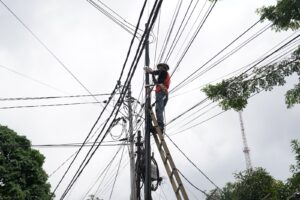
286, 140, 300, 196
206, 168, 287, 200
202, 0, 300, 111
0, 125, 52, 200
86, 194, 102, 200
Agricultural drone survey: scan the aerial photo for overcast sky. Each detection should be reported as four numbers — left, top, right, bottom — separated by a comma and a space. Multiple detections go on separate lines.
0, 0, 299, 199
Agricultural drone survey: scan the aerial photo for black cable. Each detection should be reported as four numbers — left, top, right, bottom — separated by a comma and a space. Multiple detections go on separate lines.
52, 0, 150, 194
0, 93, 113, 101
61, 0, 163, 195
170, 0, 217, 77
158, 0, 183, 62
169, 19, 261, 94
80, 145, 123, 200
174, 23, 272, 92
166, 98, 208, 126
108, 145, 125, 200
177, 104, 218, 129
32, 143, 127, 148
0, 101, 103, 110
168, 35, 300, 136
0, 0, 100, 103
177, 169, 209, 196
165, 0, 201, 62
0, 64, 67, 95
87, 0, 142, 38
58, 0, 162, 198
239, 34, 300, 78
165, 134, 221, 191
171, 110, 226, 136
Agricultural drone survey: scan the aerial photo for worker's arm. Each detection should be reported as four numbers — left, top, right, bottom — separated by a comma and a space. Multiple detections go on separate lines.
157, 71, 168, 93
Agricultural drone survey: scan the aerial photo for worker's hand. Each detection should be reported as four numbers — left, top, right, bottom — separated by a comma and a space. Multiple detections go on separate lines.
144, 67, 153, 73
159, 84, 168, 93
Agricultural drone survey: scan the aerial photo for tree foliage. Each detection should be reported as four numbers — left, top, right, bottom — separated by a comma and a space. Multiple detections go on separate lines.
206, 140, 300, 200
0, 125, 52, 200
206, 168, 287, 200
202, 0, 300, 111
257, 0, 300, 31
286, 140, 300, 195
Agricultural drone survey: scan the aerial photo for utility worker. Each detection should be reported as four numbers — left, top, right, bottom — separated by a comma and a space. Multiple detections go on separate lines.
144, 63, 170, 133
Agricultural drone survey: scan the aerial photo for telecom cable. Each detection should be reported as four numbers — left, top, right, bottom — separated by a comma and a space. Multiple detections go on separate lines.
169, 19, 262, 94
0, 0, 100, 103
170, 0, 217, 77
58, 0, 163, 198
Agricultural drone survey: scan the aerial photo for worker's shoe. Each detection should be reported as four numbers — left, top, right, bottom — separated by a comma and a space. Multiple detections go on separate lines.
158, 122, 164, 134
150, 126, 156, 134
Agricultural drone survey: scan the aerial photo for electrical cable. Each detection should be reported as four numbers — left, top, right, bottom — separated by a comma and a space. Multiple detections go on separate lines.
165, 133, 221, 191
177, 169, 209, 197
172, 110, 226, 136
176, 23, 272, 91
80, 145, 123, 200
169, 19, 261, 94
0, 93, 113, 101
166, 98, 208, 126
87, 0, 142, 38
170, 0, 217, 77
238, 34, 300, 78
52, 0, 151, 194
0, 101, 104, 110
108, 145, 125, 200
0, 64, 68, 95
0, 0, 100, 103
164, 0, 201, 62
158, 0, 183, 62
32, 142, 127, 148
58, 1, 163, 198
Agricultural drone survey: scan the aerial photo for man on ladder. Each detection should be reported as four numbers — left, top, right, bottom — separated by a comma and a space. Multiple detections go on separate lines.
144, 63, 170, 133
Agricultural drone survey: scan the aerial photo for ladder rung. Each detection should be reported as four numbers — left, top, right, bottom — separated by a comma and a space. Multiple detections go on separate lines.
170, 169, 175, 178
159, 142, 163, 150
164, 155, 169, 164
176, 183, 183, 194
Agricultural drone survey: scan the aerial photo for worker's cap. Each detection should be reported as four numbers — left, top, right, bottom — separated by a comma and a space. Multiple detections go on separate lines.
157, 63, 169, 71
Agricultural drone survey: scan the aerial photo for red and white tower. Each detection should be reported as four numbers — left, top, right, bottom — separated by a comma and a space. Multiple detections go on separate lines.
238, 111, 252, 170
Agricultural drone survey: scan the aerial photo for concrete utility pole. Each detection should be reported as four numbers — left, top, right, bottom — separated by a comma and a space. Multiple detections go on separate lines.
238, 111, 252, 170
127, 85, 137, 200
135, 131, 142, 200
144, 23, 152, 200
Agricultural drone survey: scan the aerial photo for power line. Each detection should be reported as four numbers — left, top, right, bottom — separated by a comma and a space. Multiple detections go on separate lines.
165, 133, 221, 191
52, 0, 150, 192
59, 0, 164, 196
0, 64, 67, 95
166, 98, 208, 126
0, 93, 113, 101
108, 145, 125, 200
0, 101, 104, 110
87, 0, 142, 38
32, 142, 127, 148
0, 0, 100, 103
169, 19, 262, 94
177, 169, 209, 197
57, 0, 162, 198
170, 110, 226, 136
80, 145, 123, 200
170, 0, 217, 77
157, 0, 183, 62
164, 0, 202, 62
176, 23, 272, 91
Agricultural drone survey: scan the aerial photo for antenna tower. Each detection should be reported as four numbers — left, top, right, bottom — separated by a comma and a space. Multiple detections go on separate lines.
238, 111, 252, 170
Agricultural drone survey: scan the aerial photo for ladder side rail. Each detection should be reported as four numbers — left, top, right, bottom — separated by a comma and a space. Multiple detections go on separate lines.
153, 134, 182, 200
149, 109, 189, 200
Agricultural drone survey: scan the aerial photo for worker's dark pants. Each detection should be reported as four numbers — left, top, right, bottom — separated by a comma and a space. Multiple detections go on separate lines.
155, 91, 168, 131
